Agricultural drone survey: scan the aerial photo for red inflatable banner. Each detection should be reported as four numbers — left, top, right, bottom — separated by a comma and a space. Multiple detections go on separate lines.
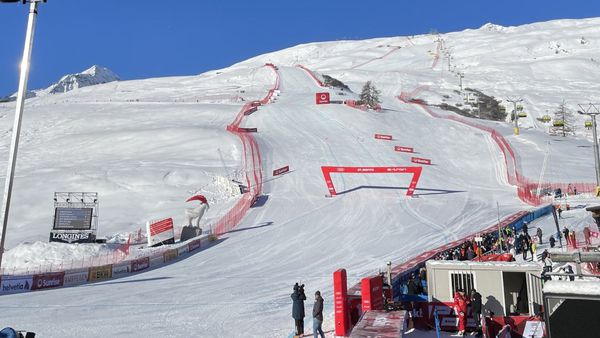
334, 269, 350, 337
374, 134, 393, 140
411, 157, 432, 165
321, 166, 422, 197
361, 276, 383, 311
273, 165, 289, 176
395, 146, 414, 153
316, 92, 330, 104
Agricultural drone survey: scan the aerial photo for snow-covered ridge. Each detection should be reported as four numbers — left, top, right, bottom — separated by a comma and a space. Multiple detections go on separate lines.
46, 65, 120, 94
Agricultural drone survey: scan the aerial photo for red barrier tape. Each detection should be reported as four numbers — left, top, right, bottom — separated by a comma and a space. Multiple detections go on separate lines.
215, 64, 279, 234
296, 64, 327, 87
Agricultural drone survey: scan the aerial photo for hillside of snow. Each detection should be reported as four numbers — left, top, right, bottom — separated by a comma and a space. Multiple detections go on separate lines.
1, 17, 600, 337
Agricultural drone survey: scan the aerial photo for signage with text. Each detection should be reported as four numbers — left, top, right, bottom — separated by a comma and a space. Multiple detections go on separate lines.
411, 157, 432, 165
0, 276, 32, 294
316, 92, 330, 104
321, 166, 423, 198
32, 272, 65, 290
374, 134, 393, 140
238, 127, 258, 133
53, 207, 93, 230
131, 257, 150, 272
394, 146, 414, 153
273, 165, 290, 176
88, 265, 112, 281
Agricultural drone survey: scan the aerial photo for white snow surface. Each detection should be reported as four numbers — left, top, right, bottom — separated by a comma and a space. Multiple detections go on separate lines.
543, 280, 600, 296
0, 17, 600, 337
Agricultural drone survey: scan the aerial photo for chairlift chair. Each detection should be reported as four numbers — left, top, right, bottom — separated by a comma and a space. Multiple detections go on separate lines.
518, 111, 527, 118
541, 115, 551, 123
553, 120, 564, 127
585, 120, 593, 128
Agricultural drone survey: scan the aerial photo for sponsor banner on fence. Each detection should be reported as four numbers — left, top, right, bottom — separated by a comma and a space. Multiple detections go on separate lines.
244, 107, 258, 116
238, 127, 258, 133
273, 165, 289, 176
394, 146, 414, 153
32, 272, 65, 290
411, 157, 432, 165
111, 263, 130, 278
188, 239, 202, 252
374, 134, 393, 140
150, 254, 163, 267
0, 276, 32, 294
131, 257, 150, 272
88, 264, 112, 281
177, 246, 189, 256
163, 249, 178, 263
147, 218, 175, 247
315, 92, 330, 104
63, 269, 89, 286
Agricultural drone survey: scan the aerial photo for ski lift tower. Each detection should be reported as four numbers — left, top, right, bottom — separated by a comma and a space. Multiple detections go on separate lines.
577, 103, 600, 194
0, 0, 48, 272
507, 97, 523, 135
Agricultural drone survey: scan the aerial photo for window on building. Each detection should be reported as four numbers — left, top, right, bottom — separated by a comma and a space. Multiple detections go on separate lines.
450, 272, 475, 296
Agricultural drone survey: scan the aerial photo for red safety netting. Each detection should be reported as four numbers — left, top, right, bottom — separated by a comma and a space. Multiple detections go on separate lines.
398, 91, 596, 206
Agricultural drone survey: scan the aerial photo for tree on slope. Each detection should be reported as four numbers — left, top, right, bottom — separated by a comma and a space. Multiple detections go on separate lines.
359, 81, 381, 110
551, 101, 576, 137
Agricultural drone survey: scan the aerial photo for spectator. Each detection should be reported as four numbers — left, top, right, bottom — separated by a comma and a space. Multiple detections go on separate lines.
407, 275, 421, 296
471, 289, 483, 335
558, 206, 563, 219
562, 227, 570, 244
563, 265, 575, 281
312, 291, 325, 338
584, 226, 592, 245
549, 235, 556, 248
291, 283, 306, 337
537, 227, 543, 244
523, 222, 529, 235
453, 289, 469, 336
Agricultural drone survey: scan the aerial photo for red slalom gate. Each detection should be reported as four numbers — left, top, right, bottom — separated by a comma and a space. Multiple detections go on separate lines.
321, 166, 423, 197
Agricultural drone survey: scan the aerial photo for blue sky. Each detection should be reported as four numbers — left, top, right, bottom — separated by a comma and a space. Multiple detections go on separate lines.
1, 0, 599, 96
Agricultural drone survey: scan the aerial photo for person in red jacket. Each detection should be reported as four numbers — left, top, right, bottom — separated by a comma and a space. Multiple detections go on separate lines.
454, 289, 470, 336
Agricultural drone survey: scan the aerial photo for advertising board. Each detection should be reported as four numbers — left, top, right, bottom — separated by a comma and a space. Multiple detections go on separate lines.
0, 276, 32, 294
32, 272, 64, 290
88, 265, 112, 281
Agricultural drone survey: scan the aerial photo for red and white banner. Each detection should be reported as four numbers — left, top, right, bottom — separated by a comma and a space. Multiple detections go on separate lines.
375, 134, 393, 140
395, 146, 414, 153
316, 92, 330, 104
411, 157, 432, 165
273, 165, 289, 176
146, 218, 175, 247
321, 166, 422, 197
590, 231, 599, 238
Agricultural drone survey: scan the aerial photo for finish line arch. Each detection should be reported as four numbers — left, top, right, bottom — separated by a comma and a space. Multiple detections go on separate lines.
321, 166, 423, 197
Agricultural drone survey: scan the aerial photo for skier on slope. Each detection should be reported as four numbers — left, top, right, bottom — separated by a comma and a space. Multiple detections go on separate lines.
453, 289, 469, 336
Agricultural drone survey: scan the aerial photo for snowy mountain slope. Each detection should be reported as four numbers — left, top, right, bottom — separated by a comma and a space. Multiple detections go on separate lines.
3, 65, 120, 100
46, 65, 120, 94
1, 17, 600, 337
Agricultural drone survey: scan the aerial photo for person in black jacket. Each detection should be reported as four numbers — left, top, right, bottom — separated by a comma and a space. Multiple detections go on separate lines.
312, 291, 325, 338
291, 283, 306, 337
471, 289, 482, 330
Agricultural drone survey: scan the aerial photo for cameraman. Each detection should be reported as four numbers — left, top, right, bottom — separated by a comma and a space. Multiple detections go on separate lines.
291, 283, 307, 337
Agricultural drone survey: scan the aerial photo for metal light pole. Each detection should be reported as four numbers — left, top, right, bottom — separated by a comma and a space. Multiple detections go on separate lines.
506, 97, 523, 135
578, 104, 600, 192
0, 0, 46, 272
